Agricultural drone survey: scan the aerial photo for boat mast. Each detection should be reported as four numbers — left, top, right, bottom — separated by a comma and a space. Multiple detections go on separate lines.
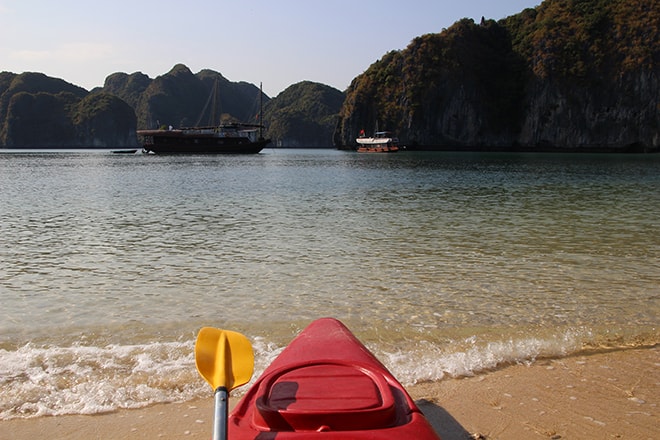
259, 82, 264, 140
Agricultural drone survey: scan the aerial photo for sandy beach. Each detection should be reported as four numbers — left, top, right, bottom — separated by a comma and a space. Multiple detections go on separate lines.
2, 346, 657, 440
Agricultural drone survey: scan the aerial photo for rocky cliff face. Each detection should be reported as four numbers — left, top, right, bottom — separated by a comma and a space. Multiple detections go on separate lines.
519, 70, 659, 150
333, 20, 530, 150
74, 93, 137, 148
2, 66, 341, 149
104, 68, 343, 148
3, 0, 656, 151
0, 72, 137, 148
335, 0, 659, 151
264, 81, 344, 148
0, 65, 269, 148
102, 71, 151, 110
109, 64, 269, 131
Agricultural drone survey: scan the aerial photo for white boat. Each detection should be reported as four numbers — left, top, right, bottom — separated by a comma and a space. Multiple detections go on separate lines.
356, 131, 399, 153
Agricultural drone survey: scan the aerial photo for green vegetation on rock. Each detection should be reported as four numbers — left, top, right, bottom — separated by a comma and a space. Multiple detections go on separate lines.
0, 72, 136, 148
335, 0, 659, 151
265, 81, 344, 147
1, 0, 656, 150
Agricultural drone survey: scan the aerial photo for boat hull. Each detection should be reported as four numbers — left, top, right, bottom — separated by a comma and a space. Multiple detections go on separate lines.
356, 144, 399, 153
229, 318, 441, 439
138, 129, 270, 154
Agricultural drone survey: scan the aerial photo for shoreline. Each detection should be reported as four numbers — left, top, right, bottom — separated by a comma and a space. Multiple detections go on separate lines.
2, 346, 657, 440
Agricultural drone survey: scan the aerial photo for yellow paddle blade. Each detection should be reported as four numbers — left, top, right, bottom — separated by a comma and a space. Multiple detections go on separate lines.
195, 327, 254, 391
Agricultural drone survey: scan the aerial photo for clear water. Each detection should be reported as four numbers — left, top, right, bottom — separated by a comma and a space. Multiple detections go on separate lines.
1, 149, 658, 418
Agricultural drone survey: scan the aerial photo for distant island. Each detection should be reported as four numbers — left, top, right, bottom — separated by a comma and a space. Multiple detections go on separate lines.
1, 0, 658, 152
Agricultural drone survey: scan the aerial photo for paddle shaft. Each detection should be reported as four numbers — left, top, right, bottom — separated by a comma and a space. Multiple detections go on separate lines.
213, 387, 229, 440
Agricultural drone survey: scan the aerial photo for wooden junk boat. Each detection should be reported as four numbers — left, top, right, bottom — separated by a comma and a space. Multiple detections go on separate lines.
138, 123, 271, 154
138, 81, 270, 154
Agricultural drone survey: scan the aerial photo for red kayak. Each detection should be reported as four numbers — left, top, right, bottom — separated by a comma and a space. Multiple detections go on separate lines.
228, 318, 441, 439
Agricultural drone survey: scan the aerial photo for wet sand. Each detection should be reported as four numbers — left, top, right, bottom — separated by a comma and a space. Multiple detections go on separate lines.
2, 346, 657, 440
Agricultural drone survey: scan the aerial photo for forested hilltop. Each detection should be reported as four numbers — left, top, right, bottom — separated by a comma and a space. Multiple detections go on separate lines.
103, 64, 268, 132
264, 82, 345, 148
335, 0, 659, 151
1, 0, 657, 150
0, 72, 136, 148
104, 65, 345, 148
0, 65, 276, 148
0, 65, 342, 148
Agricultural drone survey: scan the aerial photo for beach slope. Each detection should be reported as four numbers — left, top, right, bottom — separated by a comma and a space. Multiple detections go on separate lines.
2, 347, 657, 440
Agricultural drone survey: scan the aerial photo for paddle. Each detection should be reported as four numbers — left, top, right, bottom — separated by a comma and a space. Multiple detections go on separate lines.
195, 327, 254, 440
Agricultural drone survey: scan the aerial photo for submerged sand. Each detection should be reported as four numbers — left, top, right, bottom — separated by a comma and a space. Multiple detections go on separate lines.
2, 346, 657, 440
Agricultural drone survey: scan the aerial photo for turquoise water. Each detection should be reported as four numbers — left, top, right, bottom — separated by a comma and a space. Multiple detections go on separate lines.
1, 149, 658, 418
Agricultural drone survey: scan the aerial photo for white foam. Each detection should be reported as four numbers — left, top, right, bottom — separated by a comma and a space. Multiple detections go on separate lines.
0, 341, 205, 419
375, 330, 582, 385
0, 328, 589, 420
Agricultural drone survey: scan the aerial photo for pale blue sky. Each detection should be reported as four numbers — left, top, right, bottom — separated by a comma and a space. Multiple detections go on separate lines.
0, 0, 540, 97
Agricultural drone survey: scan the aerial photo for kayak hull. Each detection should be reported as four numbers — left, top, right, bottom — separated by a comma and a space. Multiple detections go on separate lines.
229, 318, 441, 439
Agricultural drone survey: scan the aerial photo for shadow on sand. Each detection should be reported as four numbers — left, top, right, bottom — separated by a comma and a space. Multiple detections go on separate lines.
417, 399, 483, 440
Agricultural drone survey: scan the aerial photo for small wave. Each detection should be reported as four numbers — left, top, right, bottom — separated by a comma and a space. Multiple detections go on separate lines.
375, 329, 584, 385
0, 341, 204, 419
0, 327, 651, 420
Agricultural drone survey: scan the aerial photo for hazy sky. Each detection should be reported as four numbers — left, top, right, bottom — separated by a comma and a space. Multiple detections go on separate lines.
0, 1, 540, 97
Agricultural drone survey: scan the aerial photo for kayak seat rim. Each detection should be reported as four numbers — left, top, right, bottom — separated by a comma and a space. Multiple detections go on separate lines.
252, 360, 398, 432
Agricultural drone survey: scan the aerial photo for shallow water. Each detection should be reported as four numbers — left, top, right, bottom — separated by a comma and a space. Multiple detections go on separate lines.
1, 149, 658, 418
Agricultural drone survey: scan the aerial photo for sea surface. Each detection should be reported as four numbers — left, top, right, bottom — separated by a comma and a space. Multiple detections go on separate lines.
1, 148, 658, 419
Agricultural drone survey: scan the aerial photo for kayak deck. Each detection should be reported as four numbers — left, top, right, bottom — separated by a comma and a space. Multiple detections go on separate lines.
229, 318, 441, 439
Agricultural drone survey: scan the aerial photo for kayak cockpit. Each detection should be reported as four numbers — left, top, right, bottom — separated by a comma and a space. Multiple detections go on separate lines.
253, 361, 398, 432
